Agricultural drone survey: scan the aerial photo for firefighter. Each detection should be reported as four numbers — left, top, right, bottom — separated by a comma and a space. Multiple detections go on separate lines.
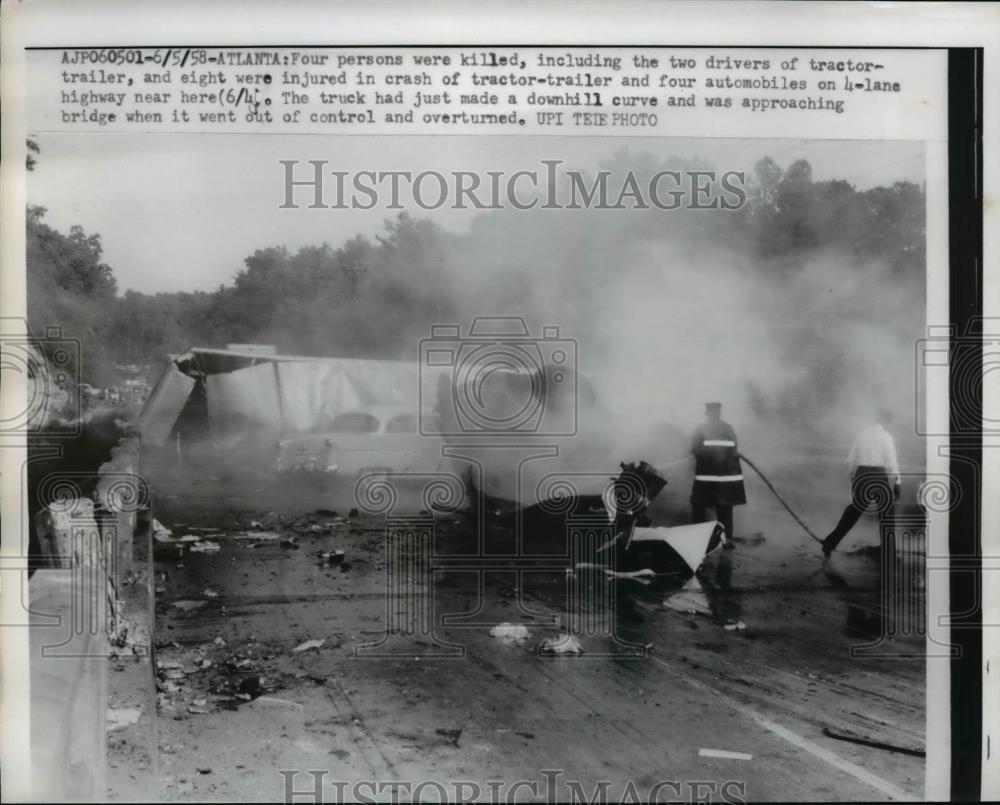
821, 410, 900, 557
690, 402, 746, 544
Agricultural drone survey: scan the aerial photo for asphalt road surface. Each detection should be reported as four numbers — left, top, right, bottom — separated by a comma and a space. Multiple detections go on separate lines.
116, 460, 926, 802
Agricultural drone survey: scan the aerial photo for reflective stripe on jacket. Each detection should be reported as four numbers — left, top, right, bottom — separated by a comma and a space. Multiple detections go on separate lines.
691, 421, 743, 481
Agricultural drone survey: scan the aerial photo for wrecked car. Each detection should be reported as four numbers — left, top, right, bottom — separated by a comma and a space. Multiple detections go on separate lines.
273, 404, 447, 478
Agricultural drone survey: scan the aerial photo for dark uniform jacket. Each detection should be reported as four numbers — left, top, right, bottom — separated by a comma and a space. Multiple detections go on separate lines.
690, 419, 747, 506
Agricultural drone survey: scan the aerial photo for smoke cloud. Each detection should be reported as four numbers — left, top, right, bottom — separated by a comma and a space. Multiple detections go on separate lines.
431, 154, 924, 472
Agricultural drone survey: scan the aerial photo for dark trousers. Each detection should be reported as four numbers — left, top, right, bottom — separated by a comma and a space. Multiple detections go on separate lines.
691, 496, 734, 543
823, 466, 895, 553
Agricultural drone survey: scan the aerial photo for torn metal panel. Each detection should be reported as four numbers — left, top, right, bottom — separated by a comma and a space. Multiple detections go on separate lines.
134, 363, 195, 446
632, 521, 722, 574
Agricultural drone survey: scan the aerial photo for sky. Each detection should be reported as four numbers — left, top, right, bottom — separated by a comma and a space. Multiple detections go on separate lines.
27, 134, 926, 294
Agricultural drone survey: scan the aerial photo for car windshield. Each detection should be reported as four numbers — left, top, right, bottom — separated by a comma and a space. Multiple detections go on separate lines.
328, 412, 380, 433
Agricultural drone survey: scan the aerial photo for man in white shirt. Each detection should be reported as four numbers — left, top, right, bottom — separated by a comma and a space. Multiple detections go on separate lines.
821, 410, 901, 557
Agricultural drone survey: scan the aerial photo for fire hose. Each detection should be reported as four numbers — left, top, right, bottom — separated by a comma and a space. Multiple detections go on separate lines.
737, 453, 825, 544
615, 454, 824, 545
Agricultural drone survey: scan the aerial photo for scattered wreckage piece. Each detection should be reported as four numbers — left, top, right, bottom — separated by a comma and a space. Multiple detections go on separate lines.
821, 727, 925, 758
698, 748, 753, 761
170, 600, 207, 612
291, 639, 326, 653
106, 707, 142, 732
489, 623, 530, 645
233, 531, 281, 541
152, 519, 174, 543
539, 634, 584, 656
317, 550, 345, 566
627, 521, 725, 576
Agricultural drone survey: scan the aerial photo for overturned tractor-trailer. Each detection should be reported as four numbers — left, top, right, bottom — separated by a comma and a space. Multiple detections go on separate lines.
137, 341, 715, 573
139, 343, 694, 516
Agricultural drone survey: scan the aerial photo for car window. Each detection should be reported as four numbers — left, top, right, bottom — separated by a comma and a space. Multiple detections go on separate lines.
329, 412, 380, 434
386, 414, 417, 433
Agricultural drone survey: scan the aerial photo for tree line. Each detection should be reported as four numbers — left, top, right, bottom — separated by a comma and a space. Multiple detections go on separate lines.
27, 146, 925, 388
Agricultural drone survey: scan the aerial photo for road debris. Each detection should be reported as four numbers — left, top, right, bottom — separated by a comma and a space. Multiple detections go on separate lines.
152, 519, 175, 543
233, 676, 266, 699
292, 638, 326, 653
539, 634, 584, 655
489, 623, 530, 645
106, 706, 142, 731
608, 567, 657, 579
572, 563, 656, 584
171, 600, 207, 612
663, 577, 712, 616
224, 655, 258, 672
156, 659, 185, 679
235, 531, 280, 541
821, 727, 925, 757
249, 696, 305, 712
436, 728, 463, 747
698, 748, 753, 760
317, 549, 345, 566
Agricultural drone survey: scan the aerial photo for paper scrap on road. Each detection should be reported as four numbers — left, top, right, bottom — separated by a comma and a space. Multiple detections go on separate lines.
292, 638, 326, 653
490, 623, 530, 645
106, 706, 142, 731
699, 748, 753, 760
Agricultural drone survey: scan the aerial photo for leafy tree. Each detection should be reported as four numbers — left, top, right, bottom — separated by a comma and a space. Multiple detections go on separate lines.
26, 154, 925, 419
27, 139, 40, 172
